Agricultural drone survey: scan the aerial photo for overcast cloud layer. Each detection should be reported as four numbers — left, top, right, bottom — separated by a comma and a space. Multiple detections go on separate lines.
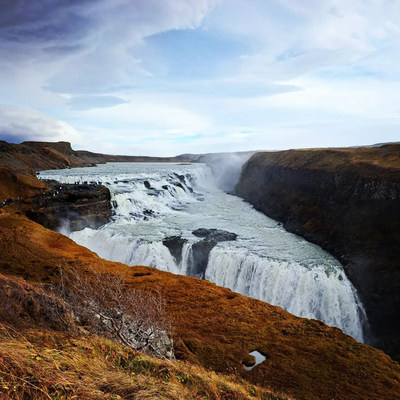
0, 0, 399, 155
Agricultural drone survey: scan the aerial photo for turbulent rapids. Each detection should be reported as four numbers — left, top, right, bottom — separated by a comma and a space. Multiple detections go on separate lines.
39, 162, 367, 342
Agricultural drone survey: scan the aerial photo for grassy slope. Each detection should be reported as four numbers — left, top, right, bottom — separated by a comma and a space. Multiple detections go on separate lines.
1, 209, 400, 399
251, 144, 400, 176
0, 323, 285, 400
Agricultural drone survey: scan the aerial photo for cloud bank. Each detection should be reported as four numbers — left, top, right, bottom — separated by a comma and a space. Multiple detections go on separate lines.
0, 0, 399, 155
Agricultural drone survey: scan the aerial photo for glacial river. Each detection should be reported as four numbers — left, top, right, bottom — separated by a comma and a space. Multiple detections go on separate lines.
39, 162, 367, 342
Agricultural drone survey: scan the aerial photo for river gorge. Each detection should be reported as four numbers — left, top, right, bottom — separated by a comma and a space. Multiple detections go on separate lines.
39, 161, 367, 342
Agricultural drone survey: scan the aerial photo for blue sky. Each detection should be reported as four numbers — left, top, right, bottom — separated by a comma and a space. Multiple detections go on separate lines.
0, 0, 399, 155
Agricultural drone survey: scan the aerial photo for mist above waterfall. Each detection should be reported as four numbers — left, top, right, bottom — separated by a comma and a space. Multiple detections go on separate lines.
206, 152, 255, 193
39, 162, 367, 342
176, 151, 255, 193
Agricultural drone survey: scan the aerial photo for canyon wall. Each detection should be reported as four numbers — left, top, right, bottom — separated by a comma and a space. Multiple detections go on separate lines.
236, 144, 400, 359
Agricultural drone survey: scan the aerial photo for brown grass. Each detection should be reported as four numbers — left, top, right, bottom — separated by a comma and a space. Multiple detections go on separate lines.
0, 323, 288, 400
253, 144, 400, 175
1, 212, 400, 399
0, 167, 46, 200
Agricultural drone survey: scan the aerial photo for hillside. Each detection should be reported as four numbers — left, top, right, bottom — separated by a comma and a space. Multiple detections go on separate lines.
2, 140, 400, 398
1, 208, 400, 399
1, 323, 284, 400
236, 143, 400, 360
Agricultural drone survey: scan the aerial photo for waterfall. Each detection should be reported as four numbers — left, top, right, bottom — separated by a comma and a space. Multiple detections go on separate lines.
39, 162, 367, 342
206, 247, 365, 341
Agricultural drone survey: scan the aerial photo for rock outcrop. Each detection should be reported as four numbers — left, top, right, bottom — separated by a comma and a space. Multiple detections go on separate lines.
23, 182, 111, 232
163, 235, 187, 265
189, 229, 237, 278
235, 144, 400, 360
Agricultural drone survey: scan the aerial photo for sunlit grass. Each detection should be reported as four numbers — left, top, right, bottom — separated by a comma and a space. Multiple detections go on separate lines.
0, 323, 289, 400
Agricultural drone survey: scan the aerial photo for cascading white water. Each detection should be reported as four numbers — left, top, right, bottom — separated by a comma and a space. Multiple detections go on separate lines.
39, 162, 367, 342
205, 247, 363, 340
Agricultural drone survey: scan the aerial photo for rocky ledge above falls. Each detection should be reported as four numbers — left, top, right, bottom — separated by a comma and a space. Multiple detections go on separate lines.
235, 143, 400, 360
21, 181, 112, 232
163, 229, 238, 279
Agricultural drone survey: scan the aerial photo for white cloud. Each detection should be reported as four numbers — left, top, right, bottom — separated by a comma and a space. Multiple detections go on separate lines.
74, 97, 212, 138
0, 105, 81, 143
45, 0, 220, 94
257, 77, 400, 119
0, 0, 399, 154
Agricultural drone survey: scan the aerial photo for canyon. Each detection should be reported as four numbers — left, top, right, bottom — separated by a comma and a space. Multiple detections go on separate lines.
1, 140, 400, 399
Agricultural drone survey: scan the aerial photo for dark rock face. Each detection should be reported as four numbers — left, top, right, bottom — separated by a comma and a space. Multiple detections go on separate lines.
189, 229, 237, 279
190, 240, 217, 278
235, 146, 400, 360
163, 236, 187, 265
192, 228, 237, 242
143, 180, 152, 189
173, 173, 186, 183
163, 229, 237, 278
25, 182, 111, 232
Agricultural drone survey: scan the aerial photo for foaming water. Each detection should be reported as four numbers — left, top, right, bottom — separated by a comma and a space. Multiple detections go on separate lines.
39, 162, 367, 342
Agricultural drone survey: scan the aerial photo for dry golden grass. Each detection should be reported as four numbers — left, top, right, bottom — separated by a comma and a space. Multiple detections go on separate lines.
0, 323, 288, 400
253, 144, 400, 174
0, 167, 46, 200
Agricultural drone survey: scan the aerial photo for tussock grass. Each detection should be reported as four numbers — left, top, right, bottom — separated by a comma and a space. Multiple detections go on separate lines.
0, 323, 289, 400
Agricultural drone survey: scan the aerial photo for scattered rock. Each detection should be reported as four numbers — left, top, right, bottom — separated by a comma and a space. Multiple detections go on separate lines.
173, 173, 186, 183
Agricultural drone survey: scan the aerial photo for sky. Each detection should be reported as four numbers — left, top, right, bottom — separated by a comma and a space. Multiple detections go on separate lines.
0, 0, 399, 156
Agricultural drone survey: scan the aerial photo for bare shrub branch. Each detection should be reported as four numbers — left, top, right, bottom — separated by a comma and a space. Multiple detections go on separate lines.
58, 266, 174, 359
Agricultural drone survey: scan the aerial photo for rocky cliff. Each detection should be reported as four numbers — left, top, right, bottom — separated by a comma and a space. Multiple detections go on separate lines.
236, 144, 400, 359
23, 181, 111, 232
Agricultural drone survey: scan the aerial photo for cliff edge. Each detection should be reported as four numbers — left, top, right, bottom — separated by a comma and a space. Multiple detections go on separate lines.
235, 144, 400, 359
